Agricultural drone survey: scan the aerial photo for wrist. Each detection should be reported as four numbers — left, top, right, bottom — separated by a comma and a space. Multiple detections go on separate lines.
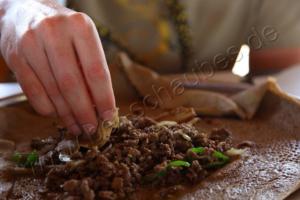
0, 0, 10, 32
0, 0, 64, 32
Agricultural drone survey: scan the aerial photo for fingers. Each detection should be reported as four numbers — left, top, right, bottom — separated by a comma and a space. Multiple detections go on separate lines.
1, 3, 116, 137
37, 23, 98, 135
70, 13, 116, 121
20, 31, 81, 135
10, 55, 56, 117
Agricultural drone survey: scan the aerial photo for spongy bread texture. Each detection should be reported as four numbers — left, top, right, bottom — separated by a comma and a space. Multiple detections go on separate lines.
179, 88, 300, 200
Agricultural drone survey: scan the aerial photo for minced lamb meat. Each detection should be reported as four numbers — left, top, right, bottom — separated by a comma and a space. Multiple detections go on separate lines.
19, 116, 236, 199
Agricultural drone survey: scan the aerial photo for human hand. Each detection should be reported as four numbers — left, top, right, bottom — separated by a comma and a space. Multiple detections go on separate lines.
0, 0, 116, 135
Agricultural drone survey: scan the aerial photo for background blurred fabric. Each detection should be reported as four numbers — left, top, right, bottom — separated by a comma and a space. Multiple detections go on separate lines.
68, 0, 300, 73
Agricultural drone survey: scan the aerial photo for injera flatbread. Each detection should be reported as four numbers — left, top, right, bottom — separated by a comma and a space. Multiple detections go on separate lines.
0, 80, 299, 200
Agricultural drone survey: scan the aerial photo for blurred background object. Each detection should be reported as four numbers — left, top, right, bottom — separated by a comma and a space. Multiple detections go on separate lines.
254, 65, 300, 99
0, 57, 10, 82
57, 0, 66, 5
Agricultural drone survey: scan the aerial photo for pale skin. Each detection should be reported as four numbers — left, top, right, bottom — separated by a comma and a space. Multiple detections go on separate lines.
0, 0, 116, 136
0, 0, 299, 136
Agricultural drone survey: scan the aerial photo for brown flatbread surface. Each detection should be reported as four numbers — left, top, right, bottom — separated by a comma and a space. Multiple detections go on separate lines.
0, 84, 299, 199
179, 89, 300, 200
130, 84, 300, 200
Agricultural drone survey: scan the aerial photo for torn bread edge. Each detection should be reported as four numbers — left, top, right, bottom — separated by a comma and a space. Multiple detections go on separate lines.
118, 53, 296, 120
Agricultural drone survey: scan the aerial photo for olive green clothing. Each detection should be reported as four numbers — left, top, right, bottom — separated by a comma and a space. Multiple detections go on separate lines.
68, 0, 300, 73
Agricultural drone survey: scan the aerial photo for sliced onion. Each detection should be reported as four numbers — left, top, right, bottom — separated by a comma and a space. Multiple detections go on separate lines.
186, 118, 200, 125
157, 121, 177, 127
174, 129, 192, 141
58, 153, 71, 162
225, 148, 245, 156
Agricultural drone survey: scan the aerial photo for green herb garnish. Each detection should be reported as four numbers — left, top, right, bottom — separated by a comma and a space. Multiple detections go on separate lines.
189, 147, 205, 154
11, 151, 39, 168
25, 151, 38, 168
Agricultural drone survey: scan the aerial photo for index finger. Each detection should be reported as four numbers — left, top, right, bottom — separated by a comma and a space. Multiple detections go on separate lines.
71, 14, 116, 120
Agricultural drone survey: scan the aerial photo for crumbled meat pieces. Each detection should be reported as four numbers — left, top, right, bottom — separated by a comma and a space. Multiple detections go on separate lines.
158, 185, 185, 199
63, 179, 80, 193
111, 177, 124, 190
98, 191, 117, 200
31, 116, 233, 199
237, 140, 256, 148
80, 179, 95, 200
209, 128, 231, 141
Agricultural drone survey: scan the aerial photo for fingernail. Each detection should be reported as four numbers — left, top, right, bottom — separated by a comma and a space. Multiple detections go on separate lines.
101, 109, 117, 121
82, 124, 96, 135
69, 124, 82, 136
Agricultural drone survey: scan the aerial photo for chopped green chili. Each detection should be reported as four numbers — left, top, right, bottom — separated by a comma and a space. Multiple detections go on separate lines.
212, 150, 229, 162
205, 150, 230, 169
143, 160, 191, 183
144, 151, 231, 182
188, 147, 205, 154
168, 160, 191, 168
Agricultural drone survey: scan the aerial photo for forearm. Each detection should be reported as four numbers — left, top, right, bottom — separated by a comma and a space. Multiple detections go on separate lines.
0, 0, 64, 18
0, 0, 70, 37
0, 0, 34, 17
0, 0, 12, 9
0, 0, 13, 22
0, 0, 40, 31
